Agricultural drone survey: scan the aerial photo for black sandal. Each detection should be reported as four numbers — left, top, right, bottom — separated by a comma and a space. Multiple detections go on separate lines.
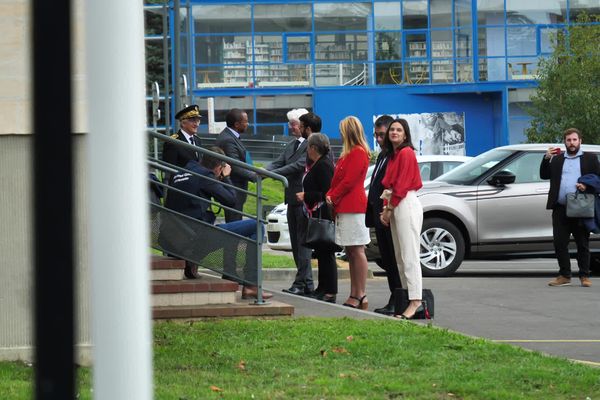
343, 295, 368, 310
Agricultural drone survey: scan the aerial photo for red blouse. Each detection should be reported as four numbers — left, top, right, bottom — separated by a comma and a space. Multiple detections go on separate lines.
381, 146, 423, 207
327, 146, 369, 213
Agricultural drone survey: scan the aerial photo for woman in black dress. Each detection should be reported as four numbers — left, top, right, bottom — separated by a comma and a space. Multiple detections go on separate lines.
296, 133, 337, 302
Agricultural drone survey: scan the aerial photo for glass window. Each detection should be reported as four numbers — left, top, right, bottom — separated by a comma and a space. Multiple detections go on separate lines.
193, 5, 251, 33
570, 0, 600, 22
507, 26, 537, 56
405, 32, 427, 58
432, 59, 454, 83
375, 62, 403, 84
315, 34, 368, 61
315, 63, 368, 86
503, 152, 544, 183
286, 36, 311, 62
254, 4, 312, 32
506, 0, 567, 24
482, 57, 507, 81
374, 2, 401, 30
314, 3, 371, 31
456, 29, 473, 57
540, 27, 560, 54
404, 61, 429, 84
403, 0, 428, 30
457, 58, 474, 82
430, 0, 452, 28
477, 0, 504, 25
454, 0, 472, 28
256, 95, 313, 124
431, 30, 453, 58
508, 57, 538, 80
195, 35, 251, 65
478, 27, 505, 57
197, 96, 254, 127
376, 32, 402, 60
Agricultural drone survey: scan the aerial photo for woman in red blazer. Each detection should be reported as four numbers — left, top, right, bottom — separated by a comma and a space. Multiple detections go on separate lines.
326, 116, 371, 309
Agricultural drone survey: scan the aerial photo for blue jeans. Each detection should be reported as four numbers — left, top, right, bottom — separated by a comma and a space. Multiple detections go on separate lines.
218, 219, 263, 284
217, 219, 261, 240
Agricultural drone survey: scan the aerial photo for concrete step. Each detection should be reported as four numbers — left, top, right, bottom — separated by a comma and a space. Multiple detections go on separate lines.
152, 277, 239, 307
150, 255, 295, 318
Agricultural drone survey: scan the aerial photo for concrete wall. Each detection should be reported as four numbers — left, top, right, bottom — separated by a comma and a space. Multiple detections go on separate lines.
0, 0, 92, 362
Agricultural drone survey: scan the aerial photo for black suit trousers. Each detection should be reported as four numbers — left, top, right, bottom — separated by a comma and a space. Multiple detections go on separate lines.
287, 204, 314, 290
552, 204, 591, 278
374, 215, 402, 296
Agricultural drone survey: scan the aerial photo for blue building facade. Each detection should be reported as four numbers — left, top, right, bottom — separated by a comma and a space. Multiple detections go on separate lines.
173, 0, 600, 156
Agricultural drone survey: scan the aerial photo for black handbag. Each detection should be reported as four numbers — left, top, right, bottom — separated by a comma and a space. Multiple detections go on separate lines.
394, 288, 435, 319
303, 204, 340, 251
566, 191, 595, 218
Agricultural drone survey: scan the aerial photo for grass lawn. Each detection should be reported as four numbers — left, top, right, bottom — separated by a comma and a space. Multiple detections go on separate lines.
2, 318, 599, 399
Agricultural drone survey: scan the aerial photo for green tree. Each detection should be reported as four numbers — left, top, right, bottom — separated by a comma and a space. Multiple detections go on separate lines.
526, 14, 600, 143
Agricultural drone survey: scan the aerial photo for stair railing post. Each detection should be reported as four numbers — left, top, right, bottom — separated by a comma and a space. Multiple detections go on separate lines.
255, 175, 266, 304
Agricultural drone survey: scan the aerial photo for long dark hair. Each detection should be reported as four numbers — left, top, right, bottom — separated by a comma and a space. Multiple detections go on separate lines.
382, 118, 415, 156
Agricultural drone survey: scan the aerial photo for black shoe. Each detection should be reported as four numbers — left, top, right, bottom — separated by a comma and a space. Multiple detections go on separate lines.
315, 293, 336, 303
282, 287, 306, 296
374, 303, 395, 316
184, 262, 201, 279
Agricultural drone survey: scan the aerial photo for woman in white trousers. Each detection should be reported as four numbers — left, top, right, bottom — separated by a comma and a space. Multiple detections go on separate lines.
379, 118, 424, 319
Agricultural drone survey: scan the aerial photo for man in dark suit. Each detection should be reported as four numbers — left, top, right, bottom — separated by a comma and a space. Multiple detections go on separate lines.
266, 108, 315, 296
215, 108, 257, 222
366, 115, 402, 315
540, 127, 600, 288
162, 104, 202, 178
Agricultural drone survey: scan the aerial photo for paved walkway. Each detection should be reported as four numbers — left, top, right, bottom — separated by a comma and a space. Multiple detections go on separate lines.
260, 259, 600, 366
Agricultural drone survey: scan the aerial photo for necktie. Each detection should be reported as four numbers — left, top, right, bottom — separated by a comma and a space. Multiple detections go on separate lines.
293, 140, 300, 152
189, 137, 195, 146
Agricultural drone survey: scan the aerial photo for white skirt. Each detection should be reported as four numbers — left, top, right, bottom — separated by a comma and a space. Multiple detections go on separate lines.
335, 213, 371, 246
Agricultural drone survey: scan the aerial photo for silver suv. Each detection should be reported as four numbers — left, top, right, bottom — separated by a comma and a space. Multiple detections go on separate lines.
404, 144, 600, 276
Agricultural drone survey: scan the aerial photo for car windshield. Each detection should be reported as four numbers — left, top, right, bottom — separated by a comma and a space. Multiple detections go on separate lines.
435, 149, 513, 185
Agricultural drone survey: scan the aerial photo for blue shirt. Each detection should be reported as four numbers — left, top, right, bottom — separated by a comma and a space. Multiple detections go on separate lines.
558, 149, 583, 205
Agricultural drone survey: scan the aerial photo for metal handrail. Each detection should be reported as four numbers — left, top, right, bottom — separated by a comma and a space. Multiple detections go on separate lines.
149, 130, 288, 304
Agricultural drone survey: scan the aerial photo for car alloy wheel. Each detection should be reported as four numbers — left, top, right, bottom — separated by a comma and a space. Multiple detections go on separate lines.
419, 218, 465, 277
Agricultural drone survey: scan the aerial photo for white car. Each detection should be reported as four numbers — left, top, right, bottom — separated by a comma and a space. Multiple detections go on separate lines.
266, 154, 472, 251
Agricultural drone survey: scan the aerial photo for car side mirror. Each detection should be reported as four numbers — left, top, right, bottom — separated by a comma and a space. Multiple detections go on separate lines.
487, 170, 516, 187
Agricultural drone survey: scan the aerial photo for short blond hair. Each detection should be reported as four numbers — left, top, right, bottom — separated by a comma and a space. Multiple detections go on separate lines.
339, 116, 370, 157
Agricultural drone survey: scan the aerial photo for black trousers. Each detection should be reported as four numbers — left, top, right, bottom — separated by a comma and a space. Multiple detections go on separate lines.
314, 248, 338, 294
287, 204, 314, 290
374, 216, 402, 299
552, 204, 590, 278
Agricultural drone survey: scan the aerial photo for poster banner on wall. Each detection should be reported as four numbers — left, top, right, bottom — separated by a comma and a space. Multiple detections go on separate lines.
373, 112, 466, 156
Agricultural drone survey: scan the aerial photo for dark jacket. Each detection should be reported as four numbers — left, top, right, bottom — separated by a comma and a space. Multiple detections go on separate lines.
165, 160, 236, 224
162, 130, 199, 169
266, 138, 308, 206
365, 151, 389, 227
578, 174, 600, 233
539, 152, 600, 209
302, 155, 334, 221
215, 127, 257, 190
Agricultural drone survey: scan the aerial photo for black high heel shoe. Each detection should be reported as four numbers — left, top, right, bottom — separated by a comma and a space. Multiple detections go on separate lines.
397, 301, 426, 320
343, 295, 368, 310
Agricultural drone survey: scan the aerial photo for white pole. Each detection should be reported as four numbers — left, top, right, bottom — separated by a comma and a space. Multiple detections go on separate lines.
207, 97, 215, 133
85, 0, 152, 399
